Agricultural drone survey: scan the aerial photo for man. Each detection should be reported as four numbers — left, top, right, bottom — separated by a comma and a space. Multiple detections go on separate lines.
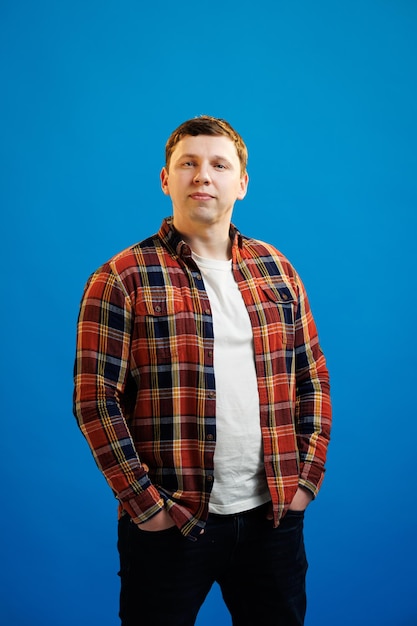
73, 115, 331, 626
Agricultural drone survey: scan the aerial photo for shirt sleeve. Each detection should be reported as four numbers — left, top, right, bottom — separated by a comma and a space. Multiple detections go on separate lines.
73, 264, 165, 523
293, 274, 332, 496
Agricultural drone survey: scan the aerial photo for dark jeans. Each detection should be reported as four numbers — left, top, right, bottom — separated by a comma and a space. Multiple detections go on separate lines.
117, 504, 308, 626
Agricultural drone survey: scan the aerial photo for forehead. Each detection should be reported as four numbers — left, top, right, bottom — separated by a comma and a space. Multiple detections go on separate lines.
171, 134, 240, 162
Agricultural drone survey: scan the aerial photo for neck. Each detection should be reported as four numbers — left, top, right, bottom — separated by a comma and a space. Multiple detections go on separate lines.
189, 236, 232, 260
173, 220, 232, 260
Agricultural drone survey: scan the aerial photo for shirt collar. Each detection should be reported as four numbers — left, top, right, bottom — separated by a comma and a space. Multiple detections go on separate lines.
158, 217, 243, 260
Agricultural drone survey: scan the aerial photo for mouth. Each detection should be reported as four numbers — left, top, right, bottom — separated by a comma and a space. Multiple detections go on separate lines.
189, 193, 214, 201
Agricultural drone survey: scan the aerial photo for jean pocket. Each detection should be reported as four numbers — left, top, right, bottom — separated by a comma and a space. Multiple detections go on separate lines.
279, 509, 305, 532
136, 524, 178, 535
285, 509, 305, 518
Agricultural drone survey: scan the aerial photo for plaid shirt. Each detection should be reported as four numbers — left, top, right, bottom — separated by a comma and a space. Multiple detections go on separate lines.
73, 217, 331, 539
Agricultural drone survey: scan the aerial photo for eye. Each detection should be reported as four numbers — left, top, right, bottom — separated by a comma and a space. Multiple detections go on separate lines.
214, 163, 227, 169
183, 161, 196, 167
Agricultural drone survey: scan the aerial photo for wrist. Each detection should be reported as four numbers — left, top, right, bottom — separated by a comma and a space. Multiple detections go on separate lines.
138, 508, 176, 532
289, 486, 313, 511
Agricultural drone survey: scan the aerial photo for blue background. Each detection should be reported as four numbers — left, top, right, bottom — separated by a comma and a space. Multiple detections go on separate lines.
1, 1, 416, 624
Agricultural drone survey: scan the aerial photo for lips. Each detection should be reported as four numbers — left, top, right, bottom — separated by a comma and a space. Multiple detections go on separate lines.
189, 193, 214, 200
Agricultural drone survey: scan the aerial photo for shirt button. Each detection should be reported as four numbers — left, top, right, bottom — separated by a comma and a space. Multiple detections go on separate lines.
208, 350, 213, 357
154, 305, 161, 312
195, 273, 202, 280
206, 475, 214, 482
208, 391, 215, 399
204, 308, 210, 315
207, 434, 214, 441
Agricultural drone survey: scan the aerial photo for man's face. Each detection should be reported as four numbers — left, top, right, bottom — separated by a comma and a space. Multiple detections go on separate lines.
160, 134, 248, 232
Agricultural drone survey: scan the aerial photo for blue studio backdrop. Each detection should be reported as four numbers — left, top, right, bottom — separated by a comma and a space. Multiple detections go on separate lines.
1, 1, 416, 625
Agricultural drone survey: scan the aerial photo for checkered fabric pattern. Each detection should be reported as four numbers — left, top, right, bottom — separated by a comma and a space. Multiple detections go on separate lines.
73, 217, 331, 539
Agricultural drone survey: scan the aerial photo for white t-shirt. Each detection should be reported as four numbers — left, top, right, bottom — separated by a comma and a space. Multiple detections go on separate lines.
192, 252, 271, 515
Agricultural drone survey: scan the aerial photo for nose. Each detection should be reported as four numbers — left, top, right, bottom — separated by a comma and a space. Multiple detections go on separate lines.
193, 163, 211, 184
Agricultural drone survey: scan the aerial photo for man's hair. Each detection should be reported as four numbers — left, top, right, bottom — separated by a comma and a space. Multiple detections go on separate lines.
165, 115, 248, 175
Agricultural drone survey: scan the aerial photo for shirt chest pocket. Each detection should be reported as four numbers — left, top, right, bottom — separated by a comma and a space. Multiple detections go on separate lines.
133, 296, 195, 365
258, 283, 297, 350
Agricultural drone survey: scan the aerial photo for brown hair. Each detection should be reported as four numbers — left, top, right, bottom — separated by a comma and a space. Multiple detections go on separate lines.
165, 115, 248, 175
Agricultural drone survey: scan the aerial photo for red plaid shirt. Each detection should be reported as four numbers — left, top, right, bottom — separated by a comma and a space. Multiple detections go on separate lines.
73, 217, 331, 539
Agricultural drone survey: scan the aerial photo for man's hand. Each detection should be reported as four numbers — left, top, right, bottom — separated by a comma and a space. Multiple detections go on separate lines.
266, 487, 313, 521
138, 508, 176, 532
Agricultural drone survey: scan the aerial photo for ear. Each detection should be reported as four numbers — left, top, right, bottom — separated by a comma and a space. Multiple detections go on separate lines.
237, 172, 249, 201
160, 167, 170, 196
